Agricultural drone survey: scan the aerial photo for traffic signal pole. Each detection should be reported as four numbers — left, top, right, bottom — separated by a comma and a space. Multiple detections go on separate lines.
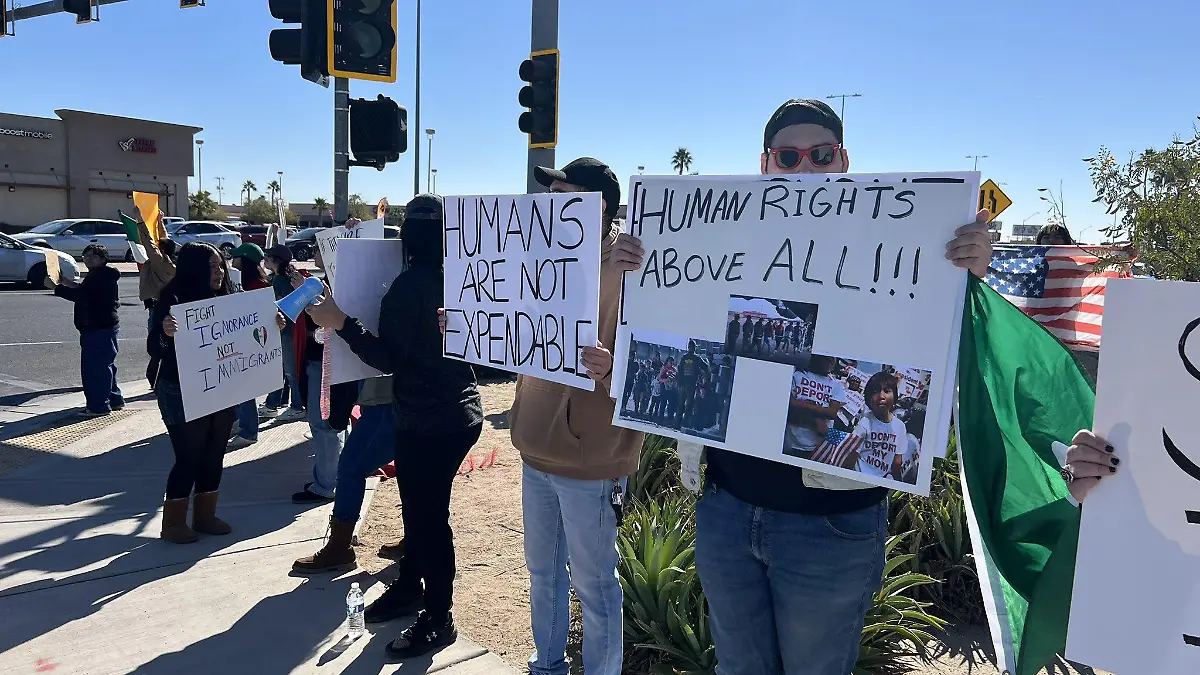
526, 0, 557, 195
334, 77, 350, 223
10, 0, 127, 22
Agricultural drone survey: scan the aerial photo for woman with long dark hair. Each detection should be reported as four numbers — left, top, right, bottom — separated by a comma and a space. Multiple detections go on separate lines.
302, 194, 482, 658
148, 241, 238, 544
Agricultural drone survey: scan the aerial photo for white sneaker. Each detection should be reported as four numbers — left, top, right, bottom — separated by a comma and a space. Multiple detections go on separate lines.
227, 435, 256, 450
258, 405, 281, 420
277, 408, 307, 423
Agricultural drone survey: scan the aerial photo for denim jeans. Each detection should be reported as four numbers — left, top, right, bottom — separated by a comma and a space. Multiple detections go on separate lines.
695, 484, 888, 675
332, 403, 396, 523
235, 399, 258, 441
523, 463, 625, 675
80, 327, 123, 414
305, 360, 344, 497
274, 329, 303, 411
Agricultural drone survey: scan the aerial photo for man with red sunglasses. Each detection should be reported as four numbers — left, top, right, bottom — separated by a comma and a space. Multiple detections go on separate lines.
611, 98, 993, 675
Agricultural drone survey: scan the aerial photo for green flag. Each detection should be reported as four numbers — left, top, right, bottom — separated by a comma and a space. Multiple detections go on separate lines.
956, 275, 1094, 675
119, 211, 140, 243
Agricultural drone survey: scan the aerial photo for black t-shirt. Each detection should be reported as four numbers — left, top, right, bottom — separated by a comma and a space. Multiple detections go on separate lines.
677, 353, 706, 384
706, 447, 888, 515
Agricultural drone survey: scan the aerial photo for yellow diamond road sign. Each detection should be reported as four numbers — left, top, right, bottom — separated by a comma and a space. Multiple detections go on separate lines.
978, 179, 1011, 223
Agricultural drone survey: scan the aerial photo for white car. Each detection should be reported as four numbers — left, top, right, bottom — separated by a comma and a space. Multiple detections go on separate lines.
162, 216, 186, 229
0, 232, 80, 286
12, 218, 136, 261
170, 221, 243, 256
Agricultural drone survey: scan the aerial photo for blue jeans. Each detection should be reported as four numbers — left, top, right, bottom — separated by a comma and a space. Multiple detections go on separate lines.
523, 463, 625, 675
268, 329, 303, 410
235, 399, 258, 441
332, 402, 396, 523
80, 327, 123, 414
305, 360, 344, 497
695, 484, 888, 675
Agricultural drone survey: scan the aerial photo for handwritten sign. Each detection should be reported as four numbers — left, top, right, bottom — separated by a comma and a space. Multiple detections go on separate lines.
611, 172, 978, 496
1068, 278, 1200, 675
172, 287, 284, 421
329, 237, 407, 384
442, 192, 602, 390
315, 217, 385, 291
43, 250, 61, 285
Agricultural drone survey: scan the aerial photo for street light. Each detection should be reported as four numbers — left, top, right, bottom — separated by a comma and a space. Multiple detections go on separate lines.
195, 139, 204, 195
431, 168, 438, 193
824, 93, 862, 129
966, 155, 988, 171
637, 165, 645, 175
277, 170, 284, 205
425, 128, 435, 192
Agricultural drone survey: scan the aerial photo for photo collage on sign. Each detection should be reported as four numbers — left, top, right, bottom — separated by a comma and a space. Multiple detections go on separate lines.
617, 329, 736, 443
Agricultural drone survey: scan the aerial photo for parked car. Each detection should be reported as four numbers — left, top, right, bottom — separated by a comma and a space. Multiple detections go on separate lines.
237, 224, 270, 247
284, 227, 321, 261
162, 216, 185, 229
170, 221, 243, 256
11, 218, 136, 261
0, 232, 80, 287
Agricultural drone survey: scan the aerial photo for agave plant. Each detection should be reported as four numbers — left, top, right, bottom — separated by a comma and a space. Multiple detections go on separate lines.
627, 434, 681, 505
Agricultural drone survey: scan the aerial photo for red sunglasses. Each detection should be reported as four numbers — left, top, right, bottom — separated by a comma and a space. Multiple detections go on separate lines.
767, 143, 842, 170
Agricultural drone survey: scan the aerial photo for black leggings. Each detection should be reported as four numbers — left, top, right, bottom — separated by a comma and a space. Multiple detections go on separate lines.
165, 408, 237, 500
393, 424, 481, 620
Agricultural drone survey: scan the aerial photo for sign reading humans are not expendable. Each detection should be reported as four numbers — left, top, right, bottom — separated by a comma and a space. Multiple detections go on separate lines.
611, 172, 979, 496
442, 192, 602, 390
173, 287, 284, 421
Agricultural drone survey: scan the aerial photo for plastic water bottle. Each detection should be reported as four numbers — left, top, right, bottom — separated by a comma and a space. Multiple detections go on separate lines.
346, 582, 365, 639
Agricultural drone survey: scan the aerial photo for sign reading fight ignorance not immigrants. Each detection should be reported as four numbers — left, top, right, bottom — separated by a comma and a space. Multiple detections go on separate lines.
442, 193, 602, 390
173, 287, 284, 421
611, 172, 979, 496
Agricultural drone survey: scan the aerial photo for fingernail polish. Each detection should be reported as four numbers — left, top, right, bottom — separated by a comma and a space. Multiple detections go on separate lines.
1109, 466, 1117, 473
1105, 444, 1114, 453
1111, 457, 1120, 466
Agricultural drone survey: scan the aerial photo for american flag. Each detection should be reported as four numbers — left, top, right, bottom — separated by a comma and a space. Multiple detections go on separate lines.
811, 428, 865, 469
985, 246, 1132, 350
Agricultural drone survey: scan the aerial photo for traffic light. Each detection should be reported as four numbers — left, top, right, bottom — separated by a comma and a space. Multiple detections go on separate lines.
328, 0, 398, 83
349, 95, 407, 170
63, 0, 95, 24
518, 49, 559, 148
268, 0, 329, 86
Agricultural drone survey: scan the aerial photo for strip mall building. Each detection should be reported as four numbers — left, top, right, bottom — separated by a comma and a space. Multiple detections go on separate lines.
0, 110, 201, 229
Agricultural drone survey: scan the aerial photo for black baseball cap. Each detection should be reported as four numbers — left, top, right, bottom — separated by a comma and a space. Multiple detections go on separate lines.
533, 157, 620, 219
763, 99, 844, 151
265, 244, 292, 264
403, 193, 444, 222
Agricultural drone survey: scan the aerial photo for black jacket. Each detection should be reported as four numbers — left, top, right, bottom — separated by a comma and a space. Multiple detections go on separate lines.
337, 264, 482, 434
56, 265, 120, 332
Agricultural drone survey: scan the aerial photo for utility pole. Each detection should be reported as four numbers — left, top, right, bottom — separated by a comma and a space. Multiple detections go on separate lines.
526, 0, 558, 194
825, 93, 862, 127
214, 176, 225, 204
425, 128, 436, 192
334, 77, 349, 223
413, 0, 422, 197
966, 154, 988, 171
195, 139, 204, 195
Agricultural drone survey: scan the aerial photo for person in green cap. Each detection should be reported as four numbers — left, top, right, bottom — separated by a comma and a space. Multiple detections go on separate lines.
227, 242, 270, 449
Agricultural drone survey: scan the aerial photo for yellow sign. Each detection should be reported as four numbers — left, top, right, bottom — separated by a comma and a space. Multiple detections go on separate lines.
377, 198, 389, 220
132, 192, 167, 243
977, 179, 1011, 223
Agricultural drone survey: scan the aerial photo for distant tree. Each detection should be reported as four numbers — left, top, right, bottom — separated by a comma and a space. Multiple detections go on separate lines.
671, 148, 694, 175
347, 193, 373, 221
189, 190, 221, 220
1085, 119, 1200, 281
266, 180, 282, 203
386, 204, 407, 226
242, 195, 296, 225
313, 197, 330, 223
242, 180, 257, 205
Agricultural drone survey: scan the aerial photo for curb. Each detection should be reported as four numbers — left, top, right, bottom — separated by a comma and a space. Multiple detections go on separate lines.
0, 380, 153, 441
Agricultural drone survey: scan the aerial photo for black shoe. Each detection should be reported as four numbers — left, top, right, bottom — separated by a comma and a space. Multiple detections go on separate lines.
365, 579, 423, 624
378, 538, 405, 559
292, 483, 333, 504
385, 611, 457, 659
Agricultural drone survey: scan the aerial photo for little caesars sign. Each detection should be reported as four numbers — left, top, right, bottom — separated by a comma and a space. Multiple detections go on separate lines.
0, 127, 53, 140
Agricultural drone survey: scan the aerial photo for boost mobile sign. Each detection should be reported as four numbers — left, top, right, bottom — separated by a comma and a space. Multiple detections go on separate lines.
0, 127, 53, 140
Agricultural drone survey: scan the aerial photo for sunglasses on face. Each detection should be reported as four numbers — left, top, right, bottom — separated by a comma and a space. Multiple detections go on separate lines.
767, 143, 842, 170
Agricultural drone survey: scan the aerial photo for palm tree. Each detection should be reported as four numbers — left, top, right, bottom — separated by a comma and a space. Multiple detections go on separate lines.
671, 148, 694, 175
313, 197, 330, 223
242, 180, 257, 205
267, 180, 281, 204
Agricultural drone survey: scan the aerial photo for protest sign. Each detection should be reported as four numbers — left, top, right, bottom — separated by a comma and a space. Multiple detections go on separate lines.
611, 172, 979, 495
1067, 278, 1200, 675
42, 250, 61, 285
442, 192, 602, 390
329, 237, 407, 384
228, 267, 243, 293
172, 287, 284, 422
315, 217, 385, 291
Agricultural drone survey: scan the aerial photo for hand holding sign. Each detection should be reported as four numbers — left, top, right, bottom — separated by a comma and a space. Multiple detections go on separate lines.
611, 233, 645, 273
1062, 429, 1119, 503
164, 314, 179, 337
944, 210, 991, 278
304, 289, 348, 331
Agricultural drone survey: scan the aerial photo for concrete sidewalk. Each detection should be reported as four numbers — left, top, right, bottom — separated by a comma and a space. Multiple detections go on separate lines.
0, 391, 516, 675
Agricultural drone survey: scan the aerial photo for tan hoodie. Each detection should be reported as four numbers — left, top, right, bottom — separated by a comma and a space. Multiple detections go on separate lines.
508, 222, 645, 481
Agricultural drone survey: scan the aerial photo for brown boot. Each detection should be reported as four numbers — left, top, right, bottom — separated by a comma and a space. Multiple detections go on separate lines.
192, 491, 232, 535
292, 518, 357, 574
161, 498, 199, 544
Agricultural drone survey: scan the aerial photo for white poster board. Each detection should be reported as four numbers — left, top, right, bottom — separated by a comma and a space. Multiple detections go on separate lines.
329, 238, 407, 384
315, 217, 385, 291
442, 192, 603, 390
228, 267, 243, 293
1067, 278, 1200, 674
172, 287, 284, 421
43, 250, 61, 285
611, 172, 978, 496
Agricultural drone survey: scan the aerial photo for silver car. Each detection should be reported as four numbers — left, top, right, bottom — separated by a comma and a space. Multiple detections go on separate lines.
170, 221, 243, 256
12, 218, 135, 261
0, 232, 80, 286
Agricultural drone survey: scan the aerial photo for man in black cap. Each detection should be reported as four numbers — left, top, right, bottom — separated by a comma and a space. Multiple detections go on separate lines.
512, 157, 644, 675
611, 99, 994, 675
46, 243, 124, 416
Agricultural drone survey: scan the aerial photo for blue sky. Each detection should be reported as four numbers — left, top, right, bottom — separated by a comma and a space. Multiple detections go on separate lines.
4, 0, 1197, 242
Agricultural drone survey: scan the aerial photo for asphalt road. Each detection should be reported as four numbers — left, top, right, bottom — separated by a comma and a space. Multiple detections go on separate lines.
0, 276, 148, 405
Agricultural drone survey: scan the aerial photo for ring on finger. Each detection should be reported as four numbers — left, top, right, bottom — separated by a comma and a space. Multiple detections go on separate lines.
1061, 465, 1075, 484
